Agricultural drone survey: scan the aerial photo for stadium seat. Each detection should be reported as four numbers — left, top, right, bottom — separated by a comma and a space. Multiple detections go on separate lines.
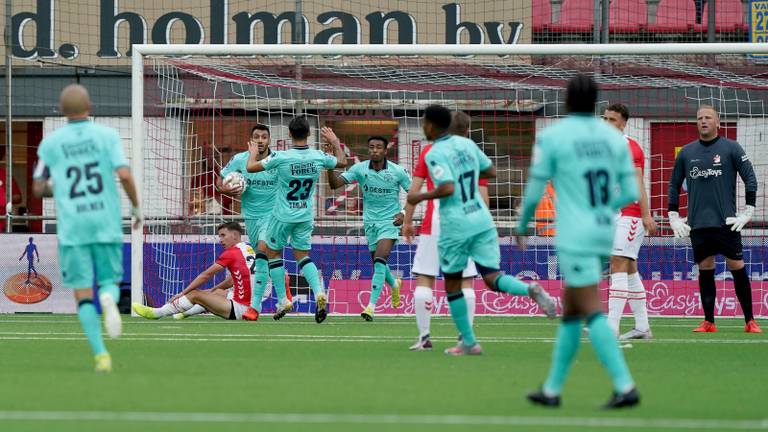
532, 0, 553, 32
610, 0, 648, 33
702, 0, 746, 32
649, 0, 699, 32
550, 0, 594, 32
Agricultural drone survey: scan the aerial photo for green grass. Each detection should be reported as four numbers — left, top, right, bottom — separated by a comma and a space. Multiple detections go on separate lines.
0, 315, 766, 432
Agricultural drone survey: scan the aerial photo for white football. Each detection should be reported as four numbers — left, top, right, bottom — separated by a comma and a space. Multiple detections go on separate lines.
223, 172, 246, 193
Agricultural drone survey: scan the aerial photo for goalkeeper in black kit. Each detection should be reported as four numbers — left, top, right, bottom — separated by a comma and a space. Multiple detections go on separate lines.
667, 105, 761, 333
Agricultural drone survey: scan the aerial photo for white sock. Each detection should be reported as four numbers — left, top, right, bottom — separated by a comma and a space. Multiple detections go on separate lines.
183, 304, 207, 317
627, 272, 650, 332
462, 287, 476, 327
607, 272, 629, 333
157, 295, 194, 317
413, 286, 433, 339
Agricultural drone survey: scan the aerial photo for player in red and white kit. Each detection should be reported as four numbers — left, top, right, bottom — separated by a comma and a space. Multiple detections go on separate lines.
604, 104, 658, 340
132, 222, 260, 321
402, 111, 490, 351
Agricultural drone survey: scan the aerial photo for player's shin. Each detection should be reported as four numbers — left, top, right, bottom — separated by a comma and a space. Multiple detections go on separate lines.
251, 253, 269, 311
731, 267, 754, 322
183, 304, 206, 317
608, 272, 629, 333
446, 289, 476, 346
77, 298, 108, 356
298, 257, 323, 297
543, 316, 581, 396
627, 272, 649, 331
269, 259, 288, 304
462, 287, 476, 327
492, 274, 528, 296
698, 269, 717, 323
384, 265, 397, 288
368, 259, 388, 307
586, 313, 635, 394
414, 286, 433, 339
156, 295, 194, 317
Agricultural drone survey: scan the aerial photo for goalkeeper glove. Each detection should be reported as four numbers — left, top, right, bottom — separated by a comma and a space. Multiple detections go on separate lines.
668, 211, 691, 238
131, 206, 144, 230
725, 205, 754, 232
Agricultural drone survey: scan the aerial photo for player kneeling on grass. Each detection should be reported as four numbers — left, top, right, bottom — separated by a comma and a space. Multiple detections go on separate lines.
326, 135, 411, 321
133, 222, 260, 321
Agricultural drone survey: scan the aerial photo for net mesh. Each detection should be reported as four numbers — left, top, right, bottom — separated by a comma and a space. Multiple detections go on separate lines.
139, 51, 768, 317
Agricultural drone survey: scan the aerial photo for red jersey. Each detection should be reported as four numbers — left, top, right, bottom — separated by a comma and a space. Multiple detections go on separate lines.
413, 143, 489, 235
215, 242, 255, 306
620, 136, 645, 218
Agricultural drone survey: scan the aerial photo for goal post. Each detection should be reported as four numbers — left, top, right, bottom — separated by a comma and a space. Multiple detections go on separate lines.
131, 43, 768, 318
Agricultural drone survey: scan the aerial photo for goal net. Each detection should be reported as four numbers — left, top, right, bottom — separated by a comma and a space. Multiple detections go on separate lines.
132, 44, 768, 318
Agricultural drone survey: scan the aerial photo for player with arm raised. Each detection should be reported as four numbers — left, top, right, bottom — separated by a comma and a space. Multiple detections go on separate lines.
132, 222, 260, 321
32, 84, 142, 373
603, 104, 658, 340
246, 116, 346, 323
519, 75, 640, 409
407, 105, 556, 356
326, 135, 410, 321
401, 111, 490, 351
667, 105, 760, 333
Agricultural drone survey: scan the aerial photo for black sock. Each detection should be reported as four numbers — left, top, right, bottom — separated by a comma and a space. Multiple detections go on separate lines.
731, 267, 754, 322
699, 269, 716, 323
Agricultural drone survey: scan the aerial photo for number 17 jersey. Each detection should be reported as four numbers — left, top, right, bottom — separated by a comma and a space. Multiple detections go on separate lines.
261, 147, 337, 223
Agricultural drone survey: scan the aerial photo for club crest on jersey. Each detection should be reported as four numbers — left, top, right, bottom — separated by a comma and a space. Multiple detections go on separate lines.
713, 154, 721, 166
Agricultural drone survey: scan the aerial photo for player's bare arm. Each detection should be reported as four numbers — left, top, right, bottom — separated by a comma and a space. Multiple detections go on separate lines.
246, 139, 266, 173
402, 176, 425, 242
116, 167, 143, 230
407, 181, 454, 205
170, 263, 225, 302
636, 167, 657, 235
478, 165, 496, 179
320, 126, 347, 168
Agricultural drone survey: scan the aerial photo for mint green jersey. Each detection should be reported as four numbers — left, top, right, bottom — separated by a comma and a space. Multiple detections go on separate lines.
424, 135, 495, 242
33, 120, 127, 246
524, 114, 637, 255
261, 147, 337, 223
221, 151, 277, 219
341, 159, 411, 223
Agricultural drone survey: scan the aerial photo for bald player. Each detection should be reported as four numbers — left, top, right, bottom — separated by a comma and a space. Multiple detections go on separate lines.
33, 85, 142, 373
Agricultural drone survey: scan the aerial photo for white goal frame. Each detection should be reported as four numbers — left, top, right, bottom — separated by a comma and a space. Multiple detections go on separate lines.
130, 42, 768, 310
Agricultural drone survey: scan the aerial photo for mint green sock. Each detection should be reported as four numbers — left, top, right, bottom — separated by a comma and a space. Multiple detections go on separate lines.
77, 299, 107, 356
299, 257, 323, 297
384, 264, 397, 288
268, 259, 287, 304
251, 255, 269, 312
543, 317, 582, 395
369, 259, 387, 306
447, 291, 476, 346
494, 274, 529, 296
99, 283, 120, 303
587, 313, 635, 393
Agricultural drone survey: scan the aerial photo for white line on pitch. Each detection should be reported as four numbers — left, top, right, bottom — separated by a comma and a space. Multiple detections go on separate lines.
0, 410, 765, 430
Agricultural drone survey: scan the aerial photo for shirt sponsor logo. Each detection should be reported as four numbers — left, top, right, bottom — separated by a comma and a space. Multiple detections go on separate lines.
689, 166, 723, 179
290, 163, 318, 176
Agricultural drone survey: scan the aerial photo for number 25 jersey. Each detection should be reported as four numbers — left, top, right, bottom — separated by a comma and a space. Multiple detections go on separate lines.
261, 147, 337, 223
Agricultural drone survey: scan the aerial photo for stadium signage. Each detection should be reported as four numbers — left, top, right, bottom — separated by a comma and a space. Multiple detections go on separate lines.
9, 0, 526, 61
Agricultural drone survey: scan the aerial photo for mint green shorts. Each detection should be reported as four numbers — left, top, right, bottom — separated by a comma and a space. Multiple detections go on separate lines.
263, 217, 314, 251
58, 243, 123, 289
557, 251, 605, 287
364, 221, 400, 252
437, 228, 500, 274
245, 217, 268, 245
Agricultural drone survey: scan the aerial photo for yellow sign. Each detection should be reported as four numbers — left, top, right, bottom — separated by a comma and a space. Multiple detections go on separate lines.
751, 0, 768, 57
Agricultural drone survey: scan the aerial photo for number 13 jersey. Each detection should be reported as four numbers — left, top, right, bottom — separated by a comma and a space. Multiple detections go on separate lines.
261, 147, 337, 223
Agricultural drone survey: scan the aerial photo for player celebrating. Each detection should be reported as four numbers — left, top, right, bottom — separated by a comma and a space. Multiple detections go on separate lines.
246, 116, 346, 323
216, 124, 292, 315
402, 111, 489, 351
326, 135, 411, 321
667, 105, 760, 333
603, 104, 658, 340
407, 105, 556, 356
132, 222, 260, 321
32, 84, 142, 373
519, 75, 640, 409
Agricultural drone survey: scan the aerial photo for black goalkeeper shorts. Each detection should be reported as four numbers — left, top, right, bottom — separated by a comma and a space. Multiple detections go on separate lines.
690, 227, 743, 263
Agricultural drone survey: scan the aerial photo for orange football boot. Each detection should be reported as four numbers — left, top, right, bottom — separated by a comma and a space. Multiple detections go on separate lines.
692, 320, 717, 333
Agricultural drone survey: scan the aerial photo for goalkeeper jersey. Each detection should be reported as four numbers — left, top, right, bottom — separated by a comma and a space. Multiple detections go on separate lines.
341, 159, 411, 223
33, 119, 127, 246
262, 146, 337, 223
221, 151, 277, 220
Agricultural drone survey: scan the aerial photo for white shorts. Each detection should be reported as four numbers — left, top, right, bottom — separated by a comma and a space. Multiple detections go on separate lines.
231, 300, 249, 320
226, 288, 234, 300
611, 216, 646, 260
411, 234, 478, 278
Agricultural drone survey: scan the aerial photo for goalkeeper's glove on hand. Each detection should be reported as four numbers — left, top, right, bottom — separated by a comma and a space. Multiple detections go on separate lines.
725, 205, 754, 232
668, 211, 691, 238
131, 206, 144, 229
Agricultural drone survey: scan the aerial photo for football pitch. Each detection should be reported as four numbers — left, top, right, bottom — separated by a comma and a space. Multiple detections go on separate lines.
0, 315, 765, 432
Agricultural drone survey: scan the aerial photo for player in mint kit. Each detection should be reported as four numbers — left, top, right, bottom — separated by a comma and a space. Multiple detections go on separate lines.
327, 135, 411, 321
246, 116, 346, 323
518, 75, 640, 409
407, 105, 556, 356
33, 84, 142, 373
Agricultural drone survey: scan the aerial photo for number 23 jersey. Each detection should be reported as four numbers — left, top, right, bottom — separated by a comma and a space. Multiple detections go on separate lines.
261, 147, 337, 223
